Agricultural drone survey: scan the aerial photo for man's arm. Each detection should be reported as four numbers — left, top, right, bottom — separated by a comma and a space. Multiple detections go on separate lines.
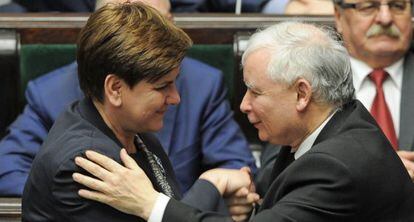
72, 149, 258, 221
0, 82, 51, 196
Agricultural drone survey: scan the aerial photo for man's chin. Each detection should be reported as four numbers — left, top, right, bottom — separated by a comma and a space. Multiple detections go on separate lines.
258, 132, 269, 142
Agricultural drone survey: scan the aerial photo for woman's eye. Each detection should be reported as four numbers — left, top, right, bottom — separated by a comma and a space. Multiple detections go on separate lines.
155, 84, 170, 90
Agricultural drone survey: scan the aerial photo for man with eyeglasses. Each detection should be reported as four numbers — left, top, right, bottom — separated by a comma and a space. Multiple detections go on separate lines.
333, 0, 414, 181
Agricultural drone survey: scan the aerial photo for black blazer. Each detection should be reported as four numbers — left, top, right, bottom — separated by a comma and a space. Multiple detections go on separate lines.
22, 98, 181, 221
164, 100, 414, 221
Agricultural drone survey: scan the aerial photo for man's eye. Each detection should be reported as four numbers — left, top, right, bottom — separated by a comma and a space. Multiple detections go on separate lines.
358, 2, 377, 11
250, 89, 261, 96
390, 1, 407, 10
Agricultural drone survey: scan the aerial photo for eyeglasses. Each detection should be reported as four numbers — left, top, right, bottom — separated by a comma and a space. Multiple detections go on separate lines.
338, 1, 412, 15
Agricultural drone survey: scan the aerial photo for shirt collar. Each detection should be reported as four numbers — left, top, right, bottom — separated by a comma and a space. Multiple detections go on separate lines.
350, 57, 404, 92
294, 111, 336, 160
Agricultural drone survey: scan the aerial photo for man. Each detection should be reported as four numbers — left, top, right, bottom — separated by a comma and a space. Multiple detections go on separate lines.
22, 3, 256, 221
333, 0, 414, 179
0, 0, 256, 196
73, 22, 414, 221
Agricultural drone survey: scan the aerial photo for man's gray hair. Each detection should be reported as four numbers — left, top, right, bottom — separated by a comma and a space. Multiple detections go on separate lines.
242, 21, 355, 108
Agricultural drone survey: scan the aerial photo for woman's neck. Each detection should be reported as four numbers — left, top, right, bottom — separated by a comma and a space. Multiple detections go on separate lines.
93, 100, 137, 154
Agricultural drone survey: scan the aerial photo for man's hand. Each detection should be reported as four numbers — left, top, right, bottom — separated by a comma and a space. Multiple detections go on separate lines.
72, 149, 159, 220
226, 186, 260, 222
199, 167, 259, 221
397, 150, 414, 181
199, 167, 252, 196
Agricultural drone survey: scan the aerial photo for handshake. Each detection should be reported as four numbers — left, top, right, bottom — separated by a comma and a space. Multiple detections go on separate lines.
199, 167, 260, 222
72, 149, 260, 222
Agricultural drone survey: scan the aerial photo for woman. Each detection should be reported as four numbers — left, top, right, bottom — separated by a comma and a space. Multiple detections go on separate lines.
22, 2, 192, 221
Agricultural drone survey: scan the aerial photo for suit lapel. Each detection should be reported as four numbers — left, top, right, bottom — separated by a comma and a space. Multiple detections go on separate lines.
399, 53, 414, 150
268, 146, 294, 182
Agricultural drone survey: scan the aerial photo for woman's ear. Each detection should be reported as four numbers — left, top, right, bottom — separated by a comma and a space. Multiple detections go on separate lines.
104, 74, 123, 107
295, 78, 312, 112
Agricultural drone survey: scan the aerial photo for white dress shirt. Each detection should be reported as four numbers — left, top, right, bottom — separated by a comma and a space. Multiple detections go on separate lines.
350, 57, 403, 137
148, 193, 170, 222
294, 111, 335, 159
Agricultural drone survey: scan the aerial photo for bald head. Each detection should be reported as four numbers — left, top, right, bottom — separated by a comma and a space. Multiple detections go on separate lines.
95, 0, 172, 19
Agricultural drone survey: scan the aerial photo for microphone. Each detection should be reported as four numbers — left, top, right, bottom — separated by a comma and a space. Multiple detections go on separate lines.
235, 0, 242, 14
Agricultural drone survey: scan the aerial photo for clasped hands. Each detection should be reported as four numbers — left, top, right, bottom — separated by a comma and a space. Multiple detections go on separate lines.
72, 149, 259, 221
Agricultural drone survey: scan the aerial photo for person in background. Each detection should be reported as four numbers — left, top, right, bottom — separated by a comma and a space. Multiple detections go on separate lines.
262, 0, 334, 15
171, 0, 268, 12
9, 0, 96, 12
333, 0, 414, 179
262, 0, 289, 14
0, 0, 26, 12
73, 21, 414, 221
285, 0, 334, 14
4, 0, 267, 12
0, 0, 256, 196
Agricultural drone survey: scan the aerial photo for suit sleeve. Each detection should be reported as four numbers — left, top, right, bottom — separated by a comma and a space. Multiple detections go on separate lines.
163, 179, 231, 222
0, 81, 51, 196
200, 71, 256, 173
181, 179, 229, 214
51, 152, 142, 221
163, 152, 358, 222
251, 152, 358, 221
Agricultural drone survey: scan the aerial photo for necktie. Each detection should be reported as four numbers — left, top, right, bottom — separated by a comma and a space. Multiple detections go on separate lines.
369, 69, 398, 150
136, 135, 175, 198
270, 146, 295, 181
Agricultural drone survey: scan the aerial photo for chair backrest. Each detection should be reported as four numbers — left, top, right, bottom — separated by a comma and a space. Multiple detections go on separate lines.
19, 44, 235, 105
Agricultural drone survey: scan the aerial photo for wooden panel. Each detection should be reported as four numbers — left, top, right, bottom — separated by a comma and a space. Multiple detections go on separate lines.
0, 198, 21, 222
0, 13, 335, 44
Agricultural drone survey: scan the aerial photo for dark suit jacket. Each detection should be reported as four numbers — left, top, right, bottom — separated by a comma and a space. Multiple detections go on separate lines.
0, 58, 255, 196
22, 98, 182, 221
399, 52, 414, 150
163, 100, 414, 221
